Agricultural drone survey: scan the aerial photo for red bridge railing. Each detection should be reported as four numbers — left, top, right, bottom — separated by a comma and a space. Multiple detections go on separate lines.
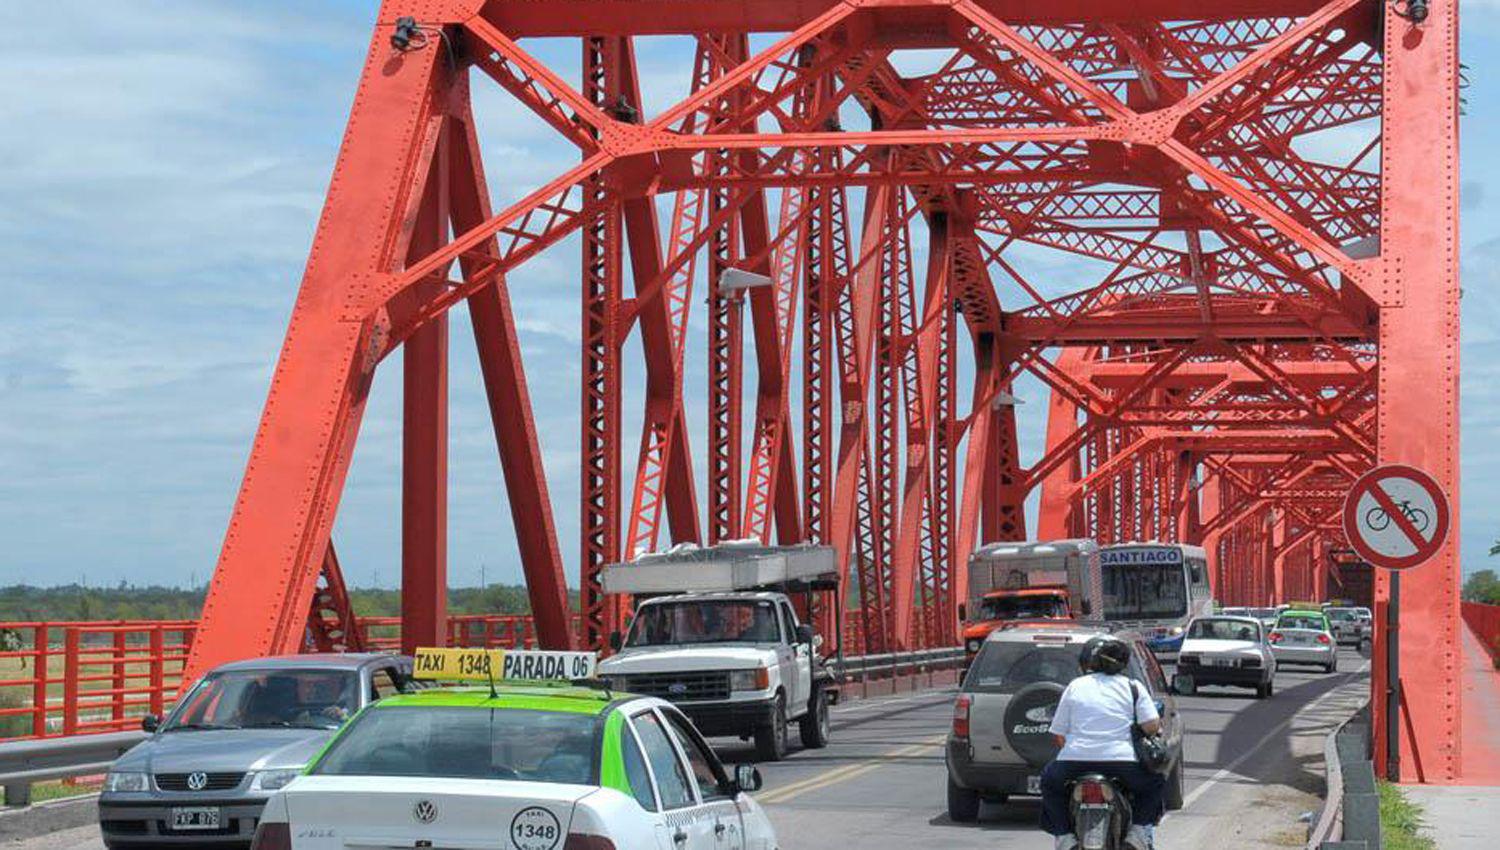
1462, 602, 1500, 668
0, 612, 869, 740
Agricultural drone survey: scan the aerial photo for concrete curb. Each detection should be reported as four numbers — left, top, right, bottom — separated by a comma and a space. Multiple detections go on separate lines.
0, 793, 98, 842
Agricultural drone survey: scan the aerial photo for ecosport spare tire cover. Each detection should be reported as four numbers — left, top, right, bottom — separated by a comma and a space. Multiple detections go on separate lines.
1004, 681, 1067, 767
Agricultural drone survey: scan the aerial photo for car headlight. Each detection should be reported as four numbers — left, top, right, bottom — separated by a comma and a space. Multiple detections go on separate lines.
104, 771, 149, 793
730, 668, 770, 691
1168, 626, 1185, 637
251, 769, 302, 792
966, 639, 983, 653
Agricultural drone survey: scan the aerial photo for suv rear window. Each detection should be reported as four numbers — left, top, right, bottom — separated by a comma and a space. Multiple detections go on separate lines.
963, 641, 1079, 695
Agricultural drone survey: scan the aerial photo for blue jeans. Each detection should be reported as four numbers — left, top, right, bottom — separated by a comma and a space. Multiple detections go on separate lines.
1038, 759, 1166, 835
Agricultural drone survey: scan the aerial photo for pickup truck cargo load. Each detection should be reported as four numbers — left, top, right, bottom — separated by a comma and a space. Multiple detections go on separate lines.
601, 541, 836, 595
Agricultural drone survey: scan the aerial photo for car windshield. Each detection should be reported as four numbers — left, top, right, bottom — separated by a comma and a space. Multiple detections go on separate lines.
166, 669, 359, 731
1353, 608, 1373, 620
313, 707, 597, 784
975, 594, 1069, 621
963, 641, 1079, 695
1327, 609, 1357, 622
1277, 614, 1327, 631
1103, 563, 1187, 620
1187, 619, 1261, 642
627, 600, 780, 647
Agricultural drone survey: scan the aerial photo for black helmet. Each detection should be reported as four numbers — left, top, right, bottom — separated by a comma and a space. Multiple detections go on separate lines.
1079, 635, 1131, 675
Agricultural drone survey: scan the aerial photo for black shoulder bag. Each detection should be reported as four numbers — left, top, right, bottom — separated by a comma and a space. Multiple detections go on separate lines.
1129, 680, 1172, 774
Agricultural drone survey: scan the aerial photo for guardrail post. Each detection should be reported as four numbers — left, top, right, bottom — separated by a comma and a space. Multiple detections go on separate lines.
3, 780, 30, 807
30, 624, 48, 739
148, 628, 165, 717
61, 629, 79, 737
112, 630, 128, 725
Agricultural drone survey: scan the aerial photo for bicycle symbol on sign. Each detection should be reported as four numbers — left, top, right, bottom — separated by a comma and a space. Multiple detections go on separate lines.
1364, 499, 1430, 534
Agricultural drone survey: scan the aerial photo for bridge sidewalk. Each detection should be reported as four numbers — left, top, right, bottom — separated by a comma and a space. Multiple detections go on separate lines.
1395, 623, 1500, 849
1457, 623, 1500, 784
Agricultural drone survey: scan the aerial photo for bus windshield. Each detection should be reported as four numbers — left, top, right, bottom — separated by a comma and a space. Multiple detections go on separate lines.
1103, 563, 1187, 620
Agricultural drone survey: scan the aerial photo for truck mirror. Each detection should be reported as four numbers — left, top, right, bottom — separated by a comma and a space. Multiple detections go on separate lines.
957, 603, 966, 621
608, 631, 623, 651
796, 624, 815, 644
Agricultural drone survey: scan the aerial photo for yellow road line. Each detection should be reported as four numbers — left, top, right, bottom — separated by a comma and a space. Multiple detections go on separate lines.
756, 733, 949, 804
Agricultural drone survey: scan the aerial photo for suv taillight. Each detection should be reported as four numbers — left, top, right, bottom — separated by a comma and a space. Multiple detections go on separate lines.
564, 835, 617, 850
250, 823, 290, 850
953, 694, 972, 739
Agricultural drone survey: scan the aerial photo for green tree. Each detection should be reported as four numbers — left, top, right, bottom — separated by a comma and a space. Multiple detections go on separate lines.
1463, 569, 1500, 605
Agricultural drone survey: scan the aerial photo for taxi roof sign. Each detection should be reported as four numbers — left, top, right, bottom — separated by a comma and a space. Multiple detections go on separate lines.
413, 648, 598, 684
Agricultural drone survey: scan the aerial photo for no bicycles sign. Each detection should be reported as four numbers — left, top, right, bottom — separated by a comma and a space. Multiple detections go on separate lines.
1342, 464, 1451, 571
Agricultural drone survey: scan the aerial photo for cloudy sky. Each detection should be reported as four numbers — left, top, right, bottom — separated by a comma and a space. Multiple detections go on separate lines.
2, 1, 1497, 591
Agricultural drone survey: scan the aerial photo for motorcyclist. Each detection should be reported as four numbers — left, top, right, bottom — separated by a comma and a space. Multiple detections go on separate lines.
1039, 635, 1166, 850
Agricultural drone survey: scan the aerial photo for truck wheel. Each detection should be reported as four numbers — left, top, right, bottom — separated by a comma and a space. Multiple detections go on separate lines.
1164, 761, 1185, 811
947, 776, 981, 823
755, 694, 789, 761
799, 688, 830, 749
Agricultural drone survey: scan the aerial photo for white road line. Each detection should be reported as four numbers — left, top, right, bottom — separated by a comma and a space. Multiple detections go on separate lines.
1176, 661, 1370, 813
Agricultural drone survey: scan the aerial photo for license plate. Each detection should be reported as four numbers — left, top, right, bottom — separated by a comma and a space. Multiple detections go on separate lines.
170, 807, 221, 831
1287, 635, 1310, 645
1206, 658, 1233, 667
1027, 775, 1041, 794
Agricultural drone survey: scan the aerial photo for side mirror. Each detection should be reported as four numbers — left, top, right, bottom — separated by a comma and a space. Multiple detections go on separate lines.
957, 603, 966, 621
608, 631, 623, 651
812, 634, 825, 651
796, 624, 815, 645
734, 763, 763, 794
1170, 674, 1196, 697
1080, 600, 1093, 616
141, 714, 160, 733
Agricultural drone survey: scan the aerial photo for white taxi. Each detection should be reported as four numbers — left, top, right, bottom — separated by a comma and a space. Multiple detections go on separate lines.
249, 649, 780, 850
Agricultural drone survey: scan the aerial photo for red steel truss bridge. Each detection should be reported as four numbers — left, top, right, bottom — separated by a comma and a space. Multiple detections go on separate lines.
182, 0, 1461, 780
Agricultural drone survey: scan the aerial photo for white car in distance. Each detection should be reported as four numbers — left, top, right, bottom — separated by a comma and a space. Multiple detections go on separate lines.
1173, 616, 1276, 698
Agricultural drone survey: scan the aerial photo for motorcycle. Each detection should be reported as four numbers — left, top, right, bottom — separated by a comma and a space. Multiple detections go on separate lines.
1069, 774, 1147, 850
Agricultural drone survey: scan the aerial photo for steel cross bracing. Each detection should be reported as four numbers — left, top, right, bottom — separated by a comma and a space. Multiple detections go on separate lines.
184, 0, 1460, 781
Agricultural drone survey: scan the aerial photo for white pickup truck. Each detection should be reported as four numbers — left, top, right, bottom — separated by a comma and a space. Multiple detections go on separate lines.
596, 544, 839, 761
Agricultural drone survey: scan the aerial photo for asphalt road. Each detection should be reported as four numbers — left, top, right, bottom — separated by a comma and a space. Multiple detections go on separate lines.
10, 648, 1370, 850
733, 646, 1372, 849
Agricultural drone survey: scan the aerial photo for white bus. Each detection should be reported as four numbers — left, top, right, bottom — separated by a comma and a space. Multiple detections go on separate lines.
1100, 543, 1213, 656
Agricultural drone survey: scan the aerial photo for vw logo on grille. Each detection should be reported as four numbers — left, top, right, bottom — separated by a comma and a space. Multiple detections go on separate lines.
413, 799, 438, 824
185, 772, 209, 791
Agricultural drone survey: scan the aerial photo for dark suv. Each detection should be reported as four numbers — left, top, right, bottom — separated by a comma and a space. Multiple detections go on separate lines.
944, 624, 1186, 821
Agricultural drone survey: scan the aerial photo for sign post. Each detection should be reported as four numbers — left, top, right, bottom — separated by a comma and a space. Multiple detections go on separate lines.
1341, 464, 1450, 781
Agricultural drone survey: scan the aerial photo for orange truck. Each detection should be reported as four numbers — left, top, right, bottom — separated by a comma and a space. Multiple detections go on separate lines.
960, 539, 1105, 665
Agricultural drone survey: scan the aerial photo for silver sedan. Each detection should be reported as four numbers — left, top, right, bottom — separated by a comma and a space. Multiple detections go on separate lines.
1268, 611, 1338, 673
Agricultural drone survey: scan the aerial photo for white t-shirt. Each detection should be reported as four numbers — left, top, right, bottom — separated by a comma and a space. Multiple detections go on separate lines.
1048, 672, 1159, 762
